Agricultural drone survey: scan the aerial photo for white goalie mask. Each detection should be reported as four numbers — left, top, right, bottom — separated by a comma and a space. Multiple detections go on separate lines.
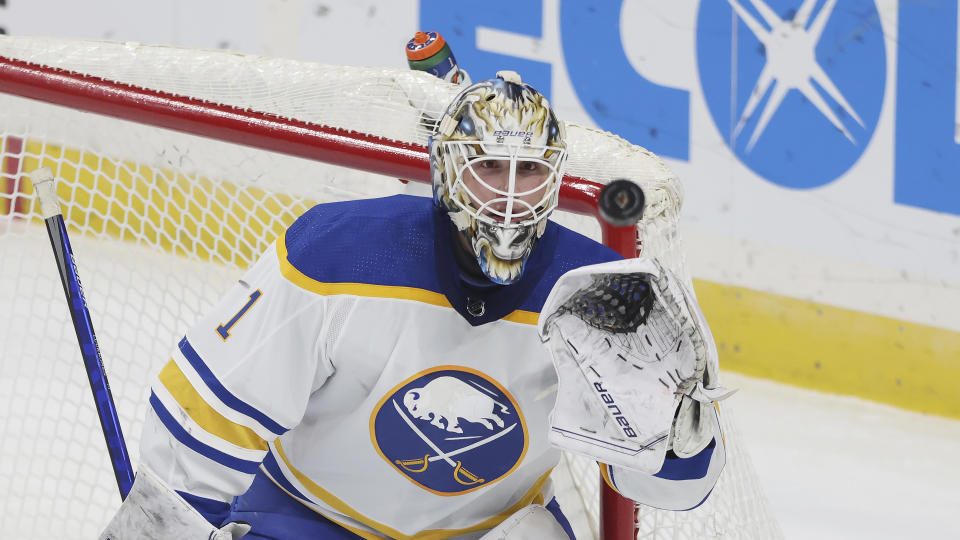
430, 71, 567, 285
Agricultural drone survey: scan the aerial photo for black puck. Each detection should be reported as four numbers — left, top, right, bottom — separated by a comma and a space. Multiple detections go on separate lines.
598, 179, 645, 227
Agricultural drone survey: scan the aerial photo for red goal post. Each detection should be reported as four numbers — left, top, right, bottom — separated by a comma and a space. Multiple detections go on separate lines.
0, 36, 781, 540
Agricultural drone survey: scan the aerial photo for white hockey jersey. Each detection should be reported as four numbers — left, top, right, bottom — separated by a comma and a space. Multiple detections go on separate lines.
140, 195, 724, 538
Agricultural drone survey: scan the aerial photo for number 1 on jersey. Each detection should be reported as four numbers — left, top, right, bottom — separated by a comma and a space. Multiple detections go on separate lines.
217, 290, 262, 340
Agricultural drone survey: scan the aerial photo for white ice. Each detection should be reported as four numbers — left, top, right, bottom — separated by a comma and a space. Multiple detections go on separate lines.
724, 371, 960, 539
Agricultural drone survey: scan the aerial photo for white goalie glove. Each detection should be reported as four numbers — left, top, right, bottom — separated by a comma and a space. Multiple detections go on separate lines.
538, 258, 733, 474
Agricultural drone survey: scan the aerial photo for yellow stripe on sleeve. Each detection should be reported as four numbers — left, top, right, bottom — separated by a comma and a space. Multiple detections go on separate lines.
158, 360, 269, 451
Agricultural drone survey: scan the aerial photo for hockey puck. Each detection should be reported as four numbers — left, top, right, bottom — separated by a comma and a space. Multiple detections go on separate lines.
598, 179, 645, 227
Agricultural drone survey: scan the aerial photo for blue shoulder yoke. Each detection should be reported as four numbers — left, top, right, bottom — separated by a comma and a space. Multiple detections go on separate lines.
282, 195, 621, 324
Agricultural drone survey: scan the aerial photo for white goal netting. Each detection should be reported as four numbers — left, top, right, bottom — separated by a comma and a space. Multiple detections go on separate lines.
0, 36, 781, 539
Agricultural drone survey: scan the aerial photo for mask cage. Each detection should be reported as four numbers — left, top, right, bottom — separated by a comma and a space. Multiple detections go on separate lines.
441, 139, 567, 229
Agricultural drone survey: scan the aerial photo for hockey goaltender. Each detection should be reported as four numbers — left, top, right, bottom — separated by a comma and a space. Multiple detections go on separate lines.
100, 70, 730, 540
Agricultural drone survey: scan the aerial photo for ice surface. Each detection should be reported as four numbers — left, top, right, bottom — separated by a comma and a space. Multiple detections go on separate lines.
724, 372, 960, 539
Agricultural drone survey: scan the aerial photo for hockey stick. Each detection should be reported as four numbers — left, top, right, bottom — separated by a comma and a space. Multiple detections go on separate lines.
31, 167, 135, 499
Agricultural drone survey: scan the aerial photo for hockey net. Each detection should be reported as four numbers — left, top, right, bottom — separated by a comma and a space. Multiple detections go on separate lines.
0, 36, 781, 539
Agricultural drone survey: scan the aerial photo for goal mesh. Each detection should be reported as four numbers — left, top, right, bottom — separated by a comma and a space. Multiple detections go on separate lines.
0, 36, 781, 539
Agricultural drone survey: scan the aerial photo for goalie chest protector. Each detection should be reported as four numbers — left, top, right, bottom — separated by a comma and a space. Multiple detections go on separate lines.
180, 195, 621, 537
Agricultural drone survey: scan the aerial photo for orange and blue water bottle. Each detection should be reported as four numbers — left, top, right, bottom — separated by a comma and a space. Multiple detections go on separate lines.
406, 31, 471, 85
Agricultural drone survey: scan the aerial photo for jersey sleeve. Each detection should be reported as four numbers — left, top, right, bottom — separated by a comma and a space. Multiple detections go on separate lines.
139, 238, 334, 524
600, 405, 726, 511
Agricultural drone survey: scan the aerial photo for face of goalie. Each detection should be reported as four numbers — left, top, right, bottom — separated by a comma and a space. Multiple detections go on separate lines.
430, 72, 567, 285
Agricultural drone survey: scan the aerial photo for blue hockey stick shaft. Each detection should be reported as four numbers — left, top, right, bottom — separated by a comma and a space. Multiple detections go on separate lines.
32, 168, 135, 499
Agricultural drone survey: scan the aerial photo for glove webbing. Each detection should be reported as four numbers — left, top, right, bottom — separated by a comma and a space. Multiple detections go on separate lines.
557, 273, 654, 333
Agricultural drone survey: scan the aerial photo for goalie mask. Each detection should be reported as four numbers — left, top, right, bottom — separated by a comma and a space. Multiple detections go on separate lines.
430, 71, 567, 285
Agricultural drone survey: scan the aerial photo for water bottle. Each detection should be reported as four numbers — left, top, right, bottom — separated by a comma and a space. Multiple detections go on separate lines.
406, 31, 471, 85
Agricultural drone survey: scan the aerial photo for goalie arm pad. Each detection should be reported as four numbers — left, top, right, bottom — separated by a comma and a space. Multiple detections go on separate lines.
603, 404, 726, 511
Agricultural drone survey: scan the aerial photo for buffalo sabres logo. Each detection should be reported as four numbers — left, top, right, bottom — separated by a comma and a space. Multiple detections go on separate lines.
370, 366, 528, 495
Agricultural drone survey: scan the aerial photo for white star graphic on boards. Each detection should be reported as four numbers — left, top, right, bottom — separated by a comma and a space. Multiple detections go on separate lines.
728, 0, 864, 151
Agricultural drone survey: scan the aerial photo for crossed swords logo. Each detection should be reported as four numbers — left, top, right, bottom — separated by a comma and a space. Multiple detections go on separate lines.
391, 400, 516, 486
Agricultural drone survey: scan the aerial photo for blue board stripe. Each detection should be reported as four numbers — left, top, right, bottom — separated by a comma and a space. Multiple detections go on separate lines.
178, 337, 288, 436
150, 391, 262, 474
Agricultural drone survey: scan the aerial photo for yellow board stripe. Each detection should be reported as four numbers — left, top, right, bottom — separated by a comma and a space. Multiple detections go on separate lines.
695, 279, 960, 419
274, 440, 549, 540
158, 360, 269, 451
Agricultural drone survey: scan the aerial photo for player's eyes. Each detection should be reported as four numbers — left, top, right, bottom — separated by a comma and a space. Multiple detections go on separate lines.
472, 160, 545, 174
518, 161, 545, 173
469, 159, 495, 170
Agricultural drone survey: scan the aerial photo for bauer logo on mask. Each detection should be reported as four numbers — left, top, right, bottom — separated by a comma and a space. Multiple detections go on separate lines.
370, 367, 527, 495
